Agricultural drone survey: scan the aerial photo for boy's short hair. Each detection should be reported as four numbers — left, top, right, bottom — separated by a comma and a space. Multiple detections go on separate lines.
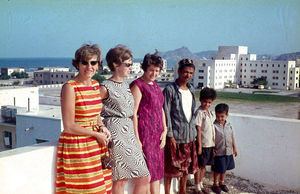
199, 87, 217, 101
178, 58, 195, 72
215, 103, 229, 114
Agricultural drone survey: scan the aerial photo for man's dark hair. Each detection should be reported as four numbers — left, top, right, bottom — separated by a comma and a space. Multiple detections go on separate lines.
178, 58, 195, 72
215, 103, 229, 114
199, 87, 217, 101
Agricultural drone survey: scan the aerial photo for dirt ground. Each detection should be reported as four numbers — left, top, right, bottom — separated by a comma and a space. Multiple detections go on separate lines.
185, 171, 299, 194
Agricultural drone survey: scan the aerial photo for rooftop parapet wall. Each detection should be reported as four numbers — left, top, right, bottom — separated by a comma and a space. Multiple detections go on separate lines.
0, 114, 299, 193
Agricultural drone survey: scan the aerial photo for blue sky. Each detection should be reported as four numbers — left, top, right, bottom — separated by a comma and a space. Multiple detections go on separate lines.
0, 0, 299, 58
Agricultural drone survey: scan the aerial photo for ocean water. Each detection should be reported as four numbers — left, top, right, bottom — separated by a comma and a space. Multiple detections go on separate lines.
0, 58, 176, 72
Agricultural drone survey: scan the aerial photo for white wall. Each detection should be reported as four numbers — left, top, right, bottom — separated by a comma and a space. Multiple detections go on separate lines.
0, 87, 39, 111
0, 115, 299, 193
16, 115, 62, 147
228, 113, 300, 191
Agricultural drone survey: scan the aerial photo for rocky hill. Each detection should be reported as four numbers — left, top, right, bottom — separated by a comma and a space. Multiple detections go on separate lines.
159, 46, 299, 62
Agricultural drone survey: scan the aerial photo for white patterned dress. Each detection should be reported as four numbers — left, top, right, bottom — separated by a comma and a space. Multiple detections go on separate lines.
100, 80, 150, 181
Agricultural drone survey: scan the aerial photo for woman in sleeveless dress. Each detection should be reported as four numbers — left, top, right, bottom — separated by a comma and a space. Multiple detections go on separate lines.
130, 51, 167, 194
99, 45, 150, 194
56, 44, 112, 194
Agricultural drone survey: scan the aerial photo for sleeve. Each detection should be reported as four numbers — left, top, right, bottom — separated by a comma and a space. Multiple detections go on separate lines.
163, 86, 173, 138
194, 109, 203, 127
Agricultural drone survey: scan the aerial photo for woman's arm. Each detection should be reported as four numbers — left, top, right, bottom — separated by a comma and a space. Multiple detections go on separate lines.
61, 83, 108, 145
159, 108, 168, 149
130, 83, 143, 148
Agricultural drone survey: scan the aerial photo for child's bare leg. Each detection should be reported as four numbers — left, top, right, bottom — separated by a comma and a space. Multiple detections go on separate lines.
213, 172, 220, 186
219, 173, 226, 185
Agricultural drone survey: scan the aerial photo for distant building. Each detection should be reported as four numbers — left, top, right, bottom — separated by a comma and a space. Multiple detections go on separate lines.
0, 105, 62, 151
34, 67, 76, 85
1, 67, 25, 76
174, 46, 300, 90
0, 86, 39, 111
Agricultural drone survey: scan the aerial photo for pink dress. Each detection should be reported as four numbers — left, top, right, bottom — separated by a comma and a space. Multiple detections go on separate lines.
130, 78, 164, 181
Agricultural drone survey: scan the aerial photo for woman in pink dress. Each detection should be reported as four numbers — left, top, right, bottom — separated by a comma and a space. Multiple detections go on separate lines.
130, 51, 167, 194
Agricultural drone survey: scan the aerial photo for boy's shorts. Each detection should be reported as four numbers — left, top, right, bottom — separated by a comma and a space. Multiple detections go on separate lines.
212, 155, 235, 174
198, 147, 214, 167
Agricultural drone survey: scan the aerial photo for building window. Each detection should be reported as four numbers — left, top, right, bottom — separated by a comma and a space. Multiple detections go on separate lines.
202, 63, 206, 67
283, 77, 285, 80
244, 75, 246, 78
240, 75, 242, 78
240, 70, 242, 72
71, 75, 74, 78
4, 131, 12, 148
272, 64, 274, 67
36, 139, 49, 144
240, 63, 242, 66
246, 58, 248, 60
40, 74, 42, 77
250, 64, 252, 66
56, 75, 58, 78
199, 70, 204, 73
241, 58, 243, 60
283, 83, 285, 86
51, 75, 53, 78
61, 75, 63, 78
66, 75, 68, 78
255, 64, 257, 67
244, 64, 247, 66
244, 70, 246, 72
267, 64, 269, 67
284, 65, 286, 67
278, 64, 280, 67
198, 76, 204, 79
261, 64, 263, 67
283, 71, 286, 74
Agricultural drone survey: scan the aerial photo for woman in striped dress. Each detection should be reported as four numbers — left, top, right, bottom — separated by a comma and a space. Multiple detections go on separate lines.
56, 44, 112, 194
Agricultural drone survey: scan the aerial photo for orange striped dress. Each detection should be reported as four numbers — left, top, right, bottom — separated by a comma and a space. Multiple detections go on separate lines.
56, 79, 112, 194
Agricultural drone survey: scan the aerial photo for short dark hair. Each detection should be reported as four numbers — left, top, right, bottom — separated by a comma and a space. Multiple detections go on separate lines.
178, 58, 195, 72
200, 87, 217, 101
141, 50, 163, 71
215, 103, 229, 114
106, 45, 133, 72
72, 44, 102, 70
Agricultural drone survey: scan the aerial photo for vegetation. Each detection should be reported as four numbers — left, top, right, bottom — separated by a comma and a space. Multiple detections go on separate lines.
11, 71, 29, 79
0, 75, 10, 80
195, 91, 300, 103
251, 76, 268, 86
92, 71, 106, 83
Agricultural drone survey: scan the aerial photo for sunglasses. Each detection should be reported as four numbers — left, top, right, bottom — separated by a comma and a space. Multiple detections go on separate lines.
123, 62, 133, 67
81, 60, 99, 66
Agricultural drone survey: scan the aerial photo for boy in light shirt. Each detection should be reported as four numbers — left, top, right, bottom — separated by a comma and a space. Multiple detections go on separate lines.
194, 87, 217, 194
211, 103, 237, 193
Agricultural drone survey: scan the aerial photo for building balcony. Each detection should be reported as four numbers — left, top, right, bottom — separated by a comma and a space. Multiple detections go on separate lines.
0, 113, 299, 193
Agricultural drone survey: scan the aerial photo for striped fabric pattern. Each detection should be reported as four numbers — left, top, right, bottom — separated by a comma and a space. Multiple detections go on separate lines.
56, 80, 112, 194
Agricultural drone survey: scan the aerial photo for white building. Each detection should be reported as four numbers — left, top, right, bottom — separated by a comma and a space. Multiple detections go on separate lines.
0, 86, 39, 111
1, 67, 25, 76
175, 46, 299, 90
34, 67, 76, 85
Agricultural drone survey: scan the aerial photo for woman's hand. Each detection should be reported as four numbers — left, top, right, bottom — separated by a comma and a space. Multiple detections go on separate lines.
95, 132, 109, 145
159, 130, 167, 149
101, 126, 111, 140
